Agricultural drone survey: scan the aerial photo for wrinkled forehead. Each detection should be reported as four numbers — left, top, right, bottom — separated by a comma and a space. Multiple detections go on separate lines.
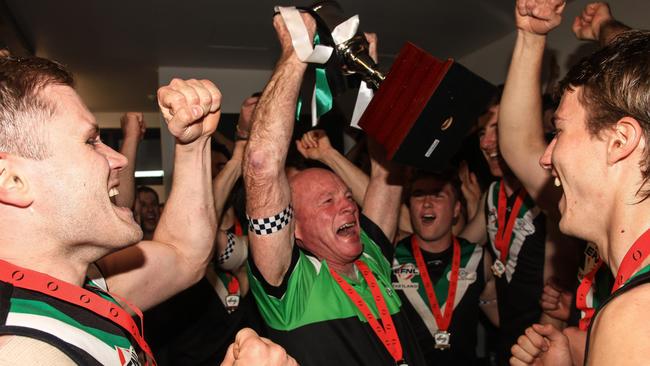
290, 169, 347, 205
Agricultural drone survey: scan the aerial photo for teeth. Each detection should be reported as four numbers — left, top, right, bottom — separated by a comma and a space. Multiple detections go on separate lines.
338, 223, 354, 231
489, 152, 498, 158
554, 177, 561, 187
109, 188, 119, 197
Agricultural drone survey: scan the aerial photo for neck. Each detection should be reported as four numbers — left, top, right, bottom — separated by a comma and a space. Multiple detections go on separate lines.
604, 201, 650, 277
415, 233, 452, 254
330, 261, 358, 280
501, 173, 521, 196
0, 248, 90, 286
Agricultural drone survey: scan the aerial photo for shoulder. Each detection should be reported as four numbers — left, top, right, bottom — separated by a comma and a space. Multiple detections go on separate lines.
589, 283, 650, 364
0, 335, 76, 365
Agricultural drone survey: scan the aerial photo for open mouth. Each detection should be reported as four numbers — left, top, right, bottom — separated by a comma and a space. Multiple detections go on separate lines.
337, 222, 356, 236
421, 214, 436, 224
109, 187, 119, 198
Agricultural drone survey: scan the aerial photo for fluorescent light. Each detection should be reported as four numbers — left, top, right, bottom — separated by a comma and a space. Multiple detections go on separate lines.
135, 170, 164, 178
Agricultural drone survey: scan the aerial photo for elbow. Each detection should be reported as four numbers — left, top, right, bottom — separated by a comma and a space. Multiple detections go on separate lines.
243, 145, 283, 183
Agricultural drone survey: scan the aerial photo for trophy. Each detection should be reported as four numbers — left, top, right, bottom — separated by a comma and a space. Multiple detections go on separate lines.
293, 1, 496, 171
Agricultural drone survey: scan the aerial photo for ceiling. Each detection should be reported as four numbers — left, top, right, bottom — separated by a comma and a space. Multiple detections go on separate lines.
5, 0, 519, 112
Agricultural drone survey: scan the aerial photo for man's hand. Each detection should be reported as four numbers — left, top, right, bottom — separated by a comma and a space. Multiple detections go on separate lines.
120, 112, 146, 142
459, 161, 482, 221
572, 2, 612, 41
510, 324, 572, 366
157, 79, 221, 144
516, 0, 566, 35
364, 32, 378, 63
540, 280, 573, 322
221, 328, 298, 366
296, 129, 333, 162
274, 11, 316, 62
563, 326, 587, 366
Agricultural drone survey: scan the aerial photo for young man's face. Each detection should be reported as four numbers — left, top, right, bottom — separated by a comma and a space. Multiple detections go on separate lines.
137, 191, 160, 233
408, 177, 460, 243
30, 85, 142, 250
540, 87, 608, 240
479, 104, 506, 177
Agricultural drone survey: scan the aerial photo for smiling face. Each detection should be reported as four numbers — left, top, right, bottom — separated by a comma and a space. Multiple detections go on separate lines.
30, 85, 142, 251
290, 168, 361, 267
479, 104, 508, 178
540, 87, 609, 241
409, 176, 460, 245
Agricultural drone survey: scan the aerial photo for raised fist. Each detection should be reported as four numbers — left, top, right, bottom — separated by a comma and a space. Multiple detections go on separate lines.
516, 0, 566, 35
157, 78, 221, 144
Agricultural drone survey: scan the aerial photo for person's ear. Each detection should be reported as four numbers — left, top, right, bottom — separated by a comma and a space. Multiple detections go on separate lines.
0, 154, 34, 208
452, 200, 462, 225
607, 117, 643, 165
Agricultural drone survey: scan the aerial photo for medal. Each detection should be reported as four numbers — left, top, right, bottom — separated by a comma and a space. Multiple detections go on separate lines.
395, 361, 409, 366
225, 273, 240, 313
225, 294, 240, 313
491, 259, 506, 278
434, 330, 451, 350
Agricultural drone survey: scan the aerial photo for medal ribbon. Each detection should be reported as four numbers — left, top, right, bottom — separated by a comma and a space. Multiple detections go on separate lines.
495, 181, 527, 263
410, 236, 460, 331
0, 259, 156, 365
576, 258, 603, 331
226, 272, 240, 295
612, 227, 650, 293
330, 260, 404, 363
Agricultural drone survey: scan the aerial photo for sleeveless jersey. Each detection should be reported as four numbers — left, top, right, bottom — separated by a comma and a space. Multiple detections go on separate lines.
0, 264, 143, 366
392, 235, 485, 365
486, 180, 546, 363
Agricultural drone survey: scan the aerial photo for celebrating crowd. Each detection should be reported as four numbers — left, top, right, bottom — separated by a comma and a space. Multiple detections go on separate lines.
1, 1, 649, 365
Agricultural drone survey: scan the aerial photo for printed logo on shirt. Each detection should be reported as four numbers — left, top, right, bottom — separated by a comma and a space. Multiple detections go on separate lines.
392, 263, 419, 281
449, 268, 477, 283
115, 346, 141, 366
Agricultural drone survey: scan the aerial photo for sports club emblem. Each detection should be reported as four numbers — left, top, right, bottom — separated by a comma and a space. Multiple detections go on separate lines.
392, 262, 420, 289
115, 345, 141, 366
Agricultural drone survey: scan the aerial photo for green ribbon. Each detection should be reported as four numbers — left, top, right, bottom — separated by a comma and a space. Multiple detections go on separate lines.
295, 33, 334, 122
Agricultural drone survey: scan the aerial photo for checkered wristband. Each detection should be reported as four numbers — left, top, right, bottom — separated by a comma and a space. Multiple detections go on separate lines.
218, 231, 237, 264
247, 205, 294, 235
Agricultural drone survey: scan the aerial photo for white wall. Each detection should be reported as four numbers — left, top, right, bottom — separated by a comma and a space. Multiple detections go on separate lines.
460, 0, 650, 84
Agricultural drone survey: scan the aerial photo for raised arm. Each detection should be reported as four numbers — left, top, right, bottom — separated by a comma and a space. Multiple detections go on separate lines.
114, 112, 145, 209
99, 79, 220, 310
243, 14, 313, 286
213, 96, 258, 269
572, 2, 631, 46
362, 139, 403, 242
297, 130, 369, 205
499, 0, 565, 211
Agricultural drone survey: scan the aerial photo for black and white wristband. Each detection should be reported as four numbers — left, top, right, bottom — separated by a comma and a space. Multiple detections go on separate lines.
247, 205, 294, 235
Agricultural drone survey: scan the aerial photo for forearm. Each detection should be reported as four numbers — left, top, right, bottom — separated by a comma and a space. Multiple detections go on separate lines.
155, 136, 217, 275
245, 58, 306, 193
115, 136, 138, 208
362, 139, 403, 241
500, 30, 548, 165
213, 140, 245, 218
320, 147, 370, 205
